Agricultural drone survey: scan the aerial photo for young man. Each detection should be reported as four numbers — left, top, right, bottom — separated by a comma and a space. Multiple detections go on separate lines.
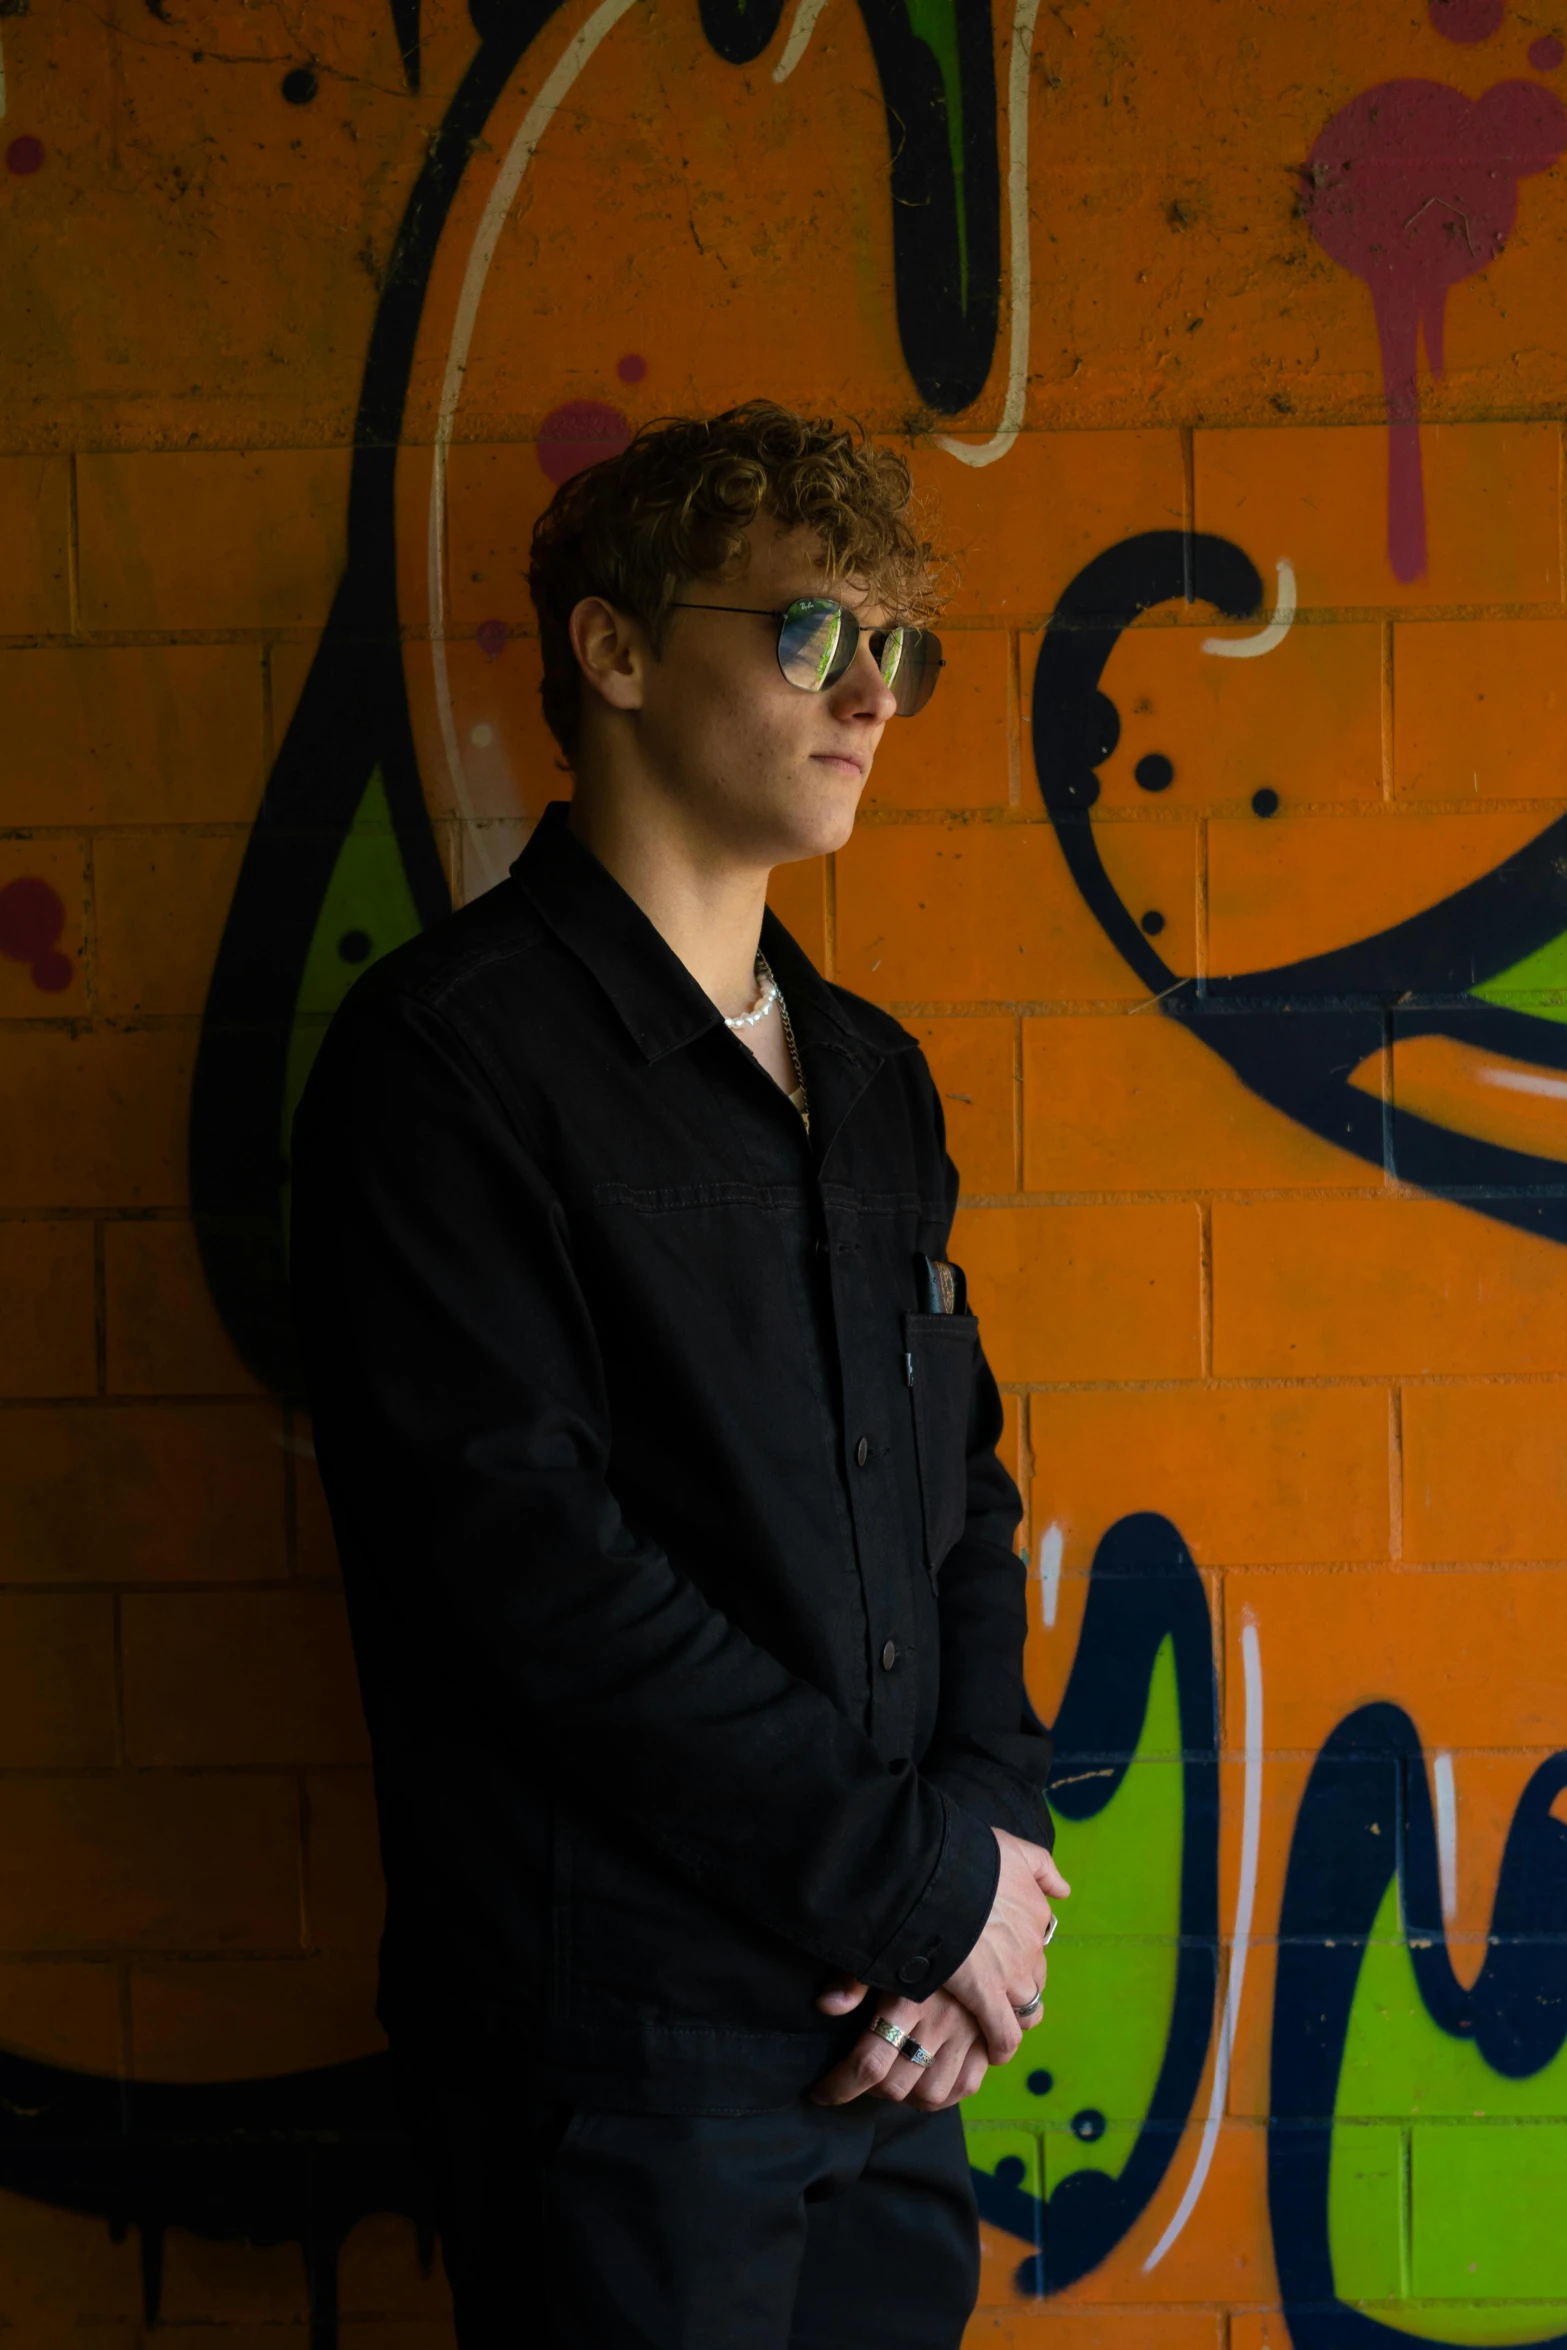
291, 402, 1067, 2350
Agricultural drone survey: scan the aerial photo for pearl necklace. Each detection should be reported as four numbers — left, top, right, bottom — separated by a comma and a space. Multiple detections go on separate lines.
724, 959, 780, 1030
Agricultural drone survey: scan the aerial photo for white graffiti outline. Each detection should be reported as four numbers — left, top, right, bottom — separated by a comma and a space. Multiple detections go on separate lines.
773, 0, 833, 83
933, 0, 1039, 469
428, 0, 640, 890
1202, 557, 1297, 659
1143, 1614, 1263, 2272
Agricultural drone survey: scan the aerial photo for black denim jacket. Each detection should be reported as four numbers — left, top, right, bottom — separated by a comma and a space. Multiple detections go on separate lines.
291, 803, 1052, 2113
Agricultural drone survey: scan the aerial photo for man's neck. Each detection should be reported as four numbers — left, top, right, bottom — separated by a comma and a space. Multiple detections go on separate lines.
566, 781, 771, 1024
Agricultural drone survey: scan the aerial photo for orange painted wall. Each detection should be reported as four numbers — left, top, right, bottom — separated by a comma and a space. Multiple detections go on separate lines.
6, 0, 1567, 2342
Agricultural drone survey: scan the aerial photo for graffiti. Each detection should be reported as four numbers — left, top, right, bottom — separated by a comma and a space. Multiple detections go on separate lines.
1272, 1705, 1567, 2345
1300, 79, 1566, 579
190, 0, 1010, 1398
968, 1513, 1219, 2290
0, 2044, 428, 2350
1032, 529, 1567, 1250
0, 876, 71, 993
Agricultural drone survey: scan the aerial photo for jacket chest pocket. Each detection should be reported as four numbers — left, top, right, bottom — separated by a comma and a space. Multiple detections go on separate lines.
905, 1311, 978, 1582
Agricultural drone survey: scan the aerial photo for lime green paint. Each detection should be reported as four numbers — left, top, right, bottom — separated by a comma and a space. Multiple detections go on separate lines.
1326, 1877, 1567, 2339
1370, 2309, 1567, 2346
282, 767, 425, 1184
1329, 2122, 1407, 2303
905, 1, 969, 311
1472, 928, 1567, 1024
1413, 2126, 1567, 2304
965, 2122, 1042, 2199
964, 1638, 1184, 2197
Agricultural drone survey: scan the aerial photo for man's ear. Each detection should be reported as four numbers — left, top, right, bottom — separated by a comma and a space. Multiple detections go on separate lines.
569, 595, 647, 716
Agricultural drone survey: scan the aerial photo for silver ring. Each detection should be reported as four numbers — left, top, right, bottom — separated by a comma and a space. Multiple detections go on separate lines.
901, 2040, 934, 2067
871, 2017, 907, 2051
1042, 1914, 1059, 1949
1012, 1985, 1043, 2019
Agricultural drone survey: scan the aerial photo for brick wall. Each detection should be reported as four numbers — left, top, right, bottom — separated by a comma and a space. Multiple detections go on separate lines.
6, 1, 1567, 2343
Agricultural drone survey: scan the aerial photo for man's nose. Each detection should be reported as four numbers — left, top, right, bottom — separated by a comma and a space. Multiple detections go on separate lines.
832, 640, 897, 720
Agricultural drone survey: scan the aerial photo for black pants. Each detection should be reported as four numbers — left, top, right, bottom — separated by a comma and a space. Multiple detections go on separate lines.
406, 2062, 981, 2349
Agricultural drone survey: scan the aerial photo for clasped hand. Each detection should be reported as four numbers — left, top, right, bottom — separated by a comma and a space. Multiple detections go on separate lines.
808, 1828, 1070, 2112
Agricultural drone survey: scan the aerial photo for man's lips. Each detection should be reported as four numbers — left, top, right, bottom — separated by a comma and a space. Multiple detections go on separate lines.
812, 750, 865, 775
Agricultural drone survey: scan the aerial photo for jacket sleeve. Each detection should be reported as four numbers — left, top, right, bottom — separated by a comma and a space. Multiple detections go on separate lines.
290, 987, 1000, 1996
914, 1061, 1056, 1848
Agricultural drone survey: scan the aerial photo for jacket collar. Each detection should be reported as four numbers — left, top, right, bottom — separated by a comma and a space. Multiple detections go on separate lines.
510, 803, 904, 1080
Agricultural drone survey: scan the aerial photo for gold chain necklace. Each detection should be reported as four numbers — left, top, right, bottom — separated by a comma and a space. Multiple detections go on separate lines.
758, 954, 810, 1133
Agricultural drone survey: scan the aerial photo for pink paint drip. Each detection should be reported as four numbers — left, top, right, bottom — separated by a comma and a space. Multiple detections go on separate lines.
1301, 79, 1566, 579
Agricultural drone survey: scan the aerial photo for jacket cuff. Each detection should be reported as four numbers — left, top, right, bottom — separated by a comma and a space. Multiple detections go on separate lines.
864, 1793, 999, 1996
927, 1760, 1055, 1851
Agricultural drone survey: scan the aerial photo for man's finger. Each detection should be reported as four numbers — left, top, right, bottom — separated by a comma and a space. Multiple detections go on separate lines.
814, 1975, 871, 2017
1030, 1851, 1071, 1901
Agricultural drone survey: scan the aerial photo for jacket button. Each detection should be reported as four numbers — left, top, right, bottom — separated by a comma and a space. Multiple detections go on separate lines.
898, 1957, 930, 1986
855, 1435, 871, 1468
881, 1640, 898, 1671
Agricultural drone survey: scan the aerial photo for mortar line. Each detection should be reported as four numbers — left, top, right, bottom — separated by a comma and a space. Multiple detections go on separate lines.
65, 451, 81, 640
1380, 615, 1395, 801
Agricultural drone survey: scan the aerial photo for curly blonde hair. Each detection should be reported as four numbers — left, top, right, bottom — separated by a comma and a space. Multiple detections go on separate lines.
526, 400, 943, 762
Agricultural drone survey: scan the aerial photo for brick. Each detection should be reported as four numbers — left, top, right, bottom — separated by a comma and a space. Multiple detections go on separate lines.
1226, 2320, 1302, 2350
1030, 1384, 1389, 1572
0, 838, 89, 1020
156, 2231, 311, 2323
1405, 1382, 1567, 1563
1395, 619, 1567, 801
1035, 2120, 1272, 2302
0, 1402, 285, 1583
337, 2220, 454, 2317
129, 1954, 382, 2080
443, 444, 551, 632
1212, 1198, 1567, 1377
766, 855, 827, 970
1411, 2122, 1567, 2297
954, 1203, 1202, 1384
965, 2318, 1220, 2349
1225, 1569, 1567, 1753
103, 1220, 263, 1396
77, 449, 350, 634
1379, 1028, 1567, 1162
0, 457, 71, 635
123, 1589, 369, 1766
0, 2194, 141, 2321
0, 1221, 98, 1399
0, 1775, 300, 1952
1022, 1012, 1373, 1191
92, 831, 247, 1018
0, 1028, 193, 1209
908, 431, 1187, 624
0, 1960, 122, 2073
304, 1770, 385, 1955
836, 821, 1196, 1006
1195, 423, 1560, 611
0, 1596, 116, 1767
863, 631, 1012, 811
410, 629, 566, 837
908, 1017, 1016, 1195
1032, 615, 1383, 815
1207, 809, 1549, 983
0, 645, 265, 826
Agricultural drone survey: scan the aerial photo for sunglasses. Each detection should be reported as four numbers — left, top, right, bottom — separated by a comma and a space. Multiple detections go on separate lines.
669, 597, 943, 717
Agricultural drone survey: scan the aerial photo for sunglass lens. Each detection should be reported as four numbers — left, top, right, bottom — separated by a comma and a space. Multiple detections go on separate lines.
777, 599, 847, 693
875, 627, 906, 690
892, 629, 943, 717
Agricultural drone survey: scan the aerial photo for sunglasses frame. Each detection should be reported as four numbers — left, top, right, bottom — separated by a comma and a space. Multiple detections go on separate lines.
668, 597, 943, 717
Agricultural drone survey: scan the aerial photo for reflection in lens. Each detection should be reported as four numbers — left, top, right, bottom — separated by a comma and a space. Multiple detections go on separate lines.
779, 599, 843, 692
877, 626, 906, 689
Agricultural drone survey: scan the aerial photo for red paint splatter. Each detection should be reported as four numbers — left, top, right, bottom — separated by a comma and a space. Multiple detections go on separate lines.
1429, 0, 1506, 39
0, 876, 72, 992
6, 136, 45, 176
1531, 32, 1565, 66
476, 618, 509, 660
617, 353, 648, 383
536, 400, 631, 486
1302, 79, 1566, 579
